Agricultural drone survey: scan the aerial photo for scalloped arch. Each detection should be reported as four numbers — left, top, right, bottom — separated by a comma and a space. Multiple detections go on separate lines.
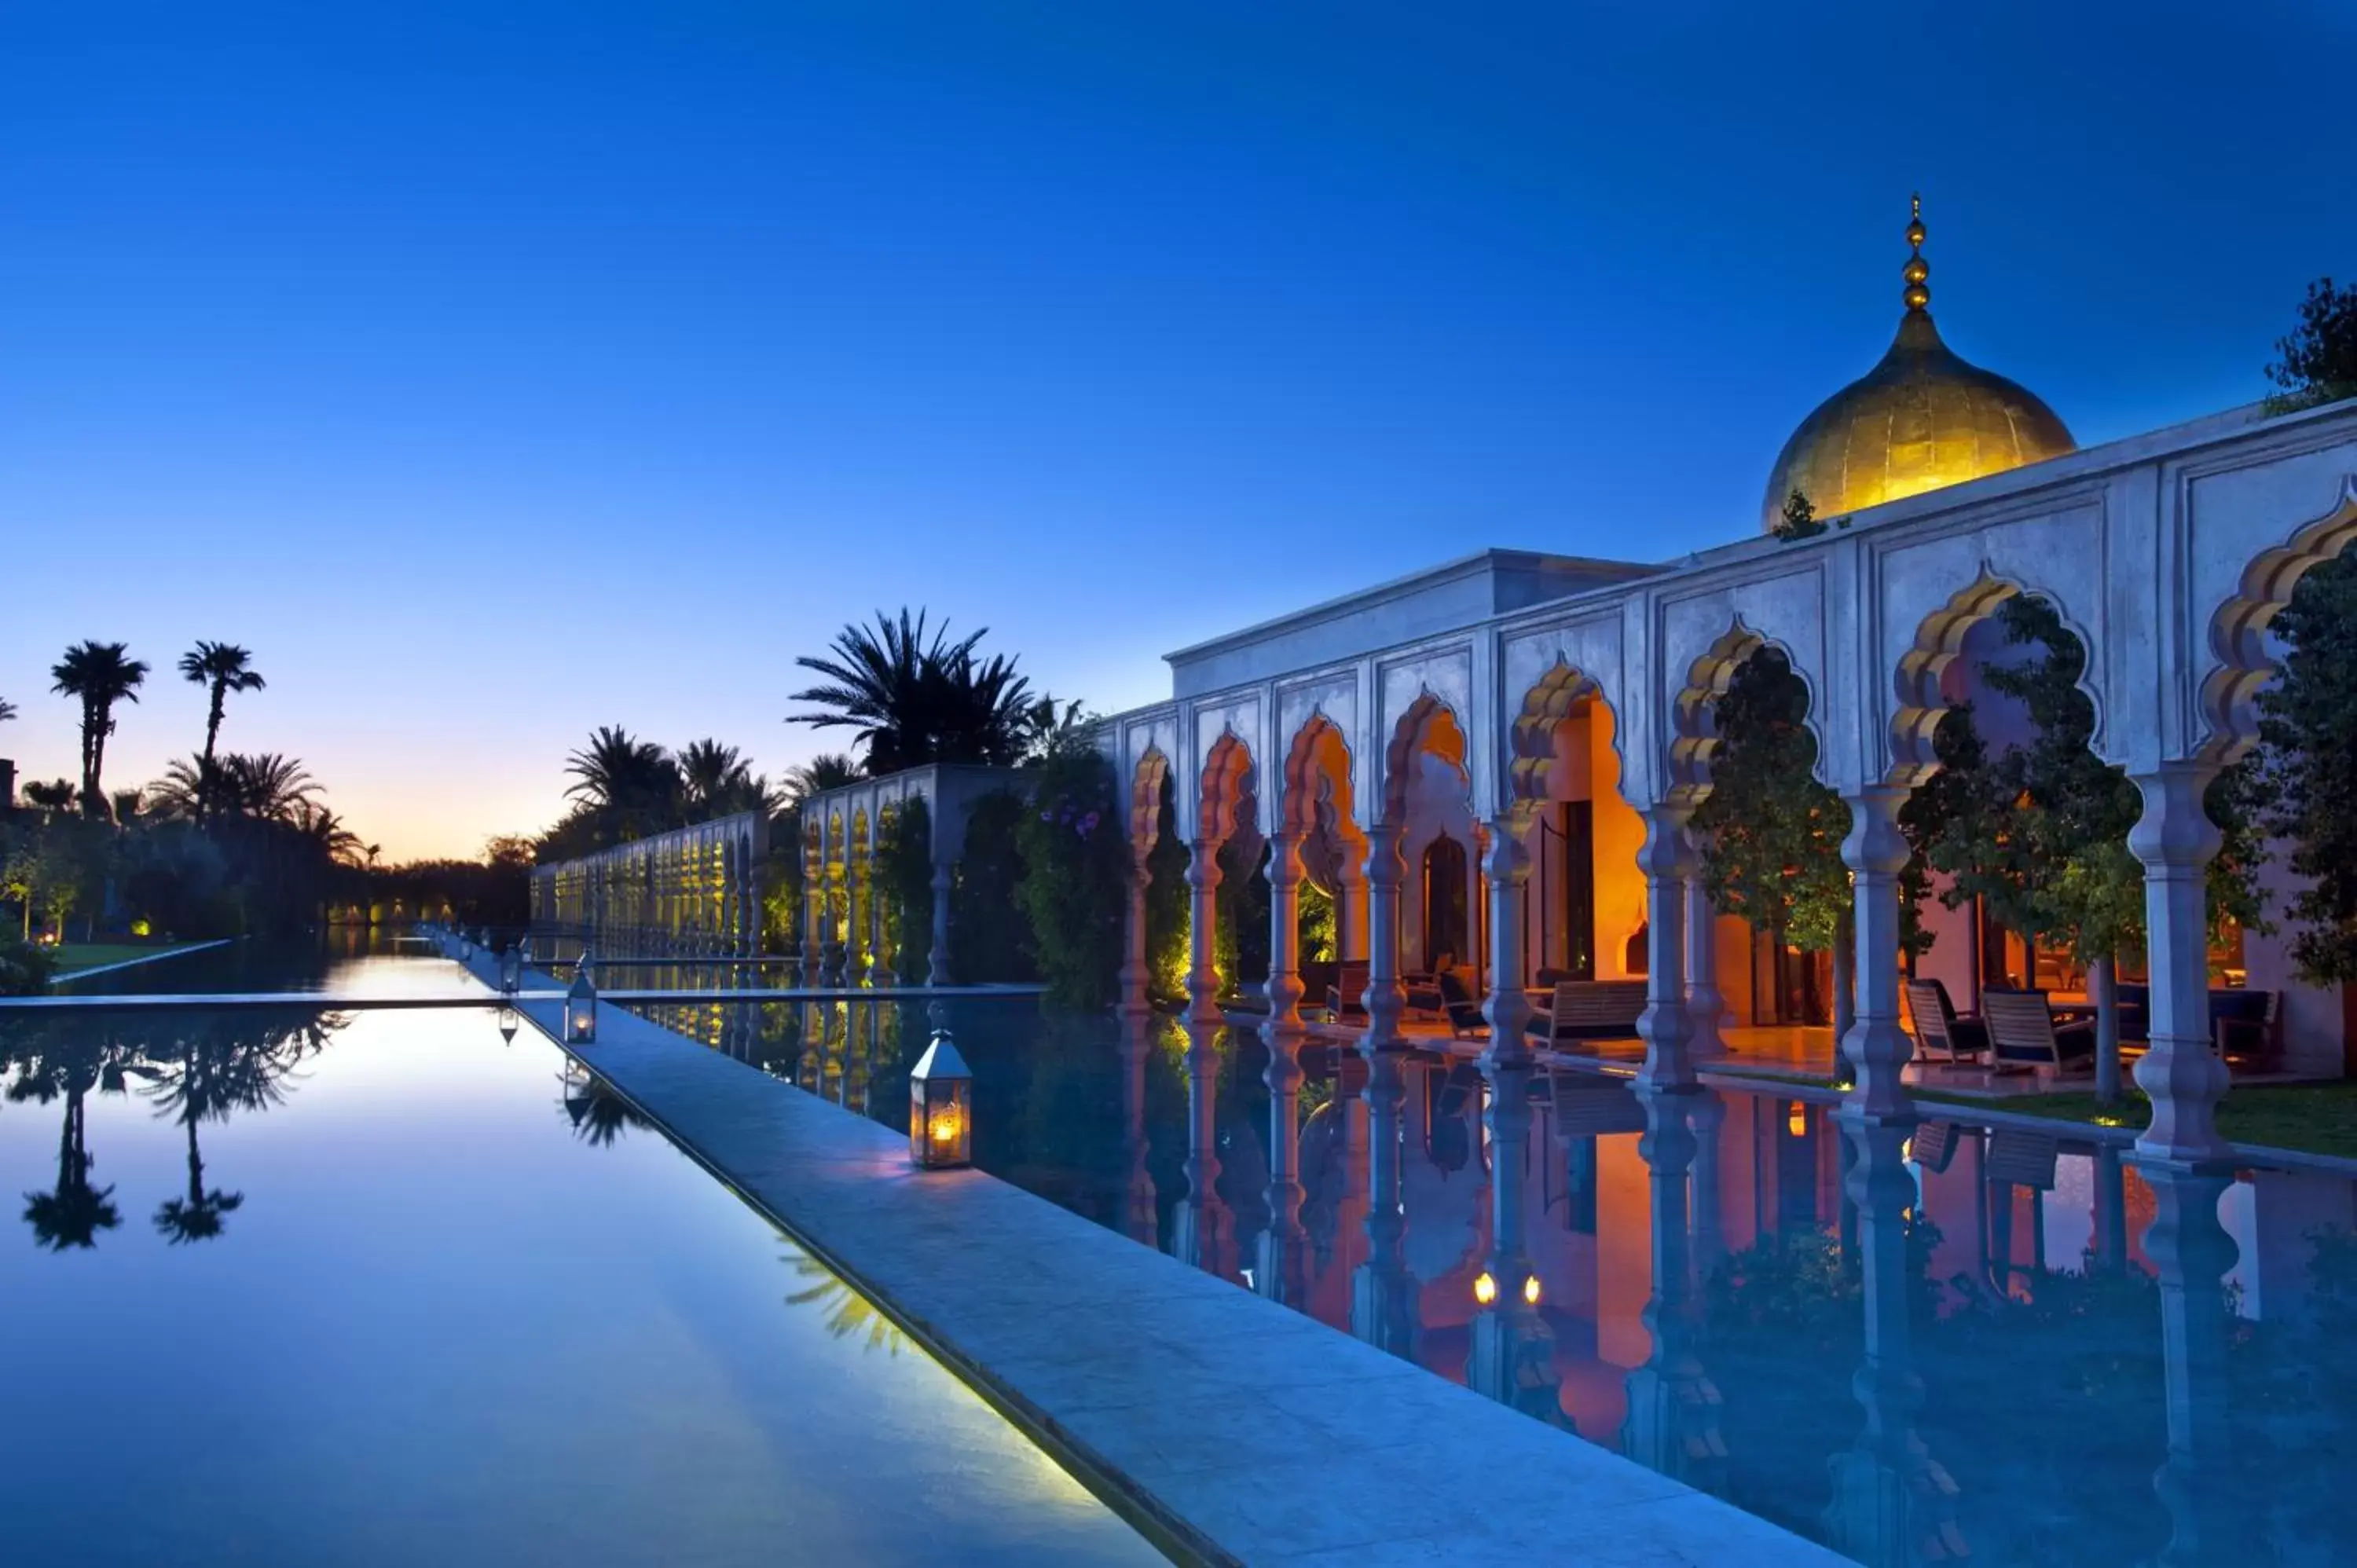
1505, 659, 1615, 832
2199, 473, 2357, 763
1199, 729, 1257, 845
1666, 617, 1830, 807
1381, 691, 1468, 823
1890, 570, 2108, 786
1127, 746, 1172, 855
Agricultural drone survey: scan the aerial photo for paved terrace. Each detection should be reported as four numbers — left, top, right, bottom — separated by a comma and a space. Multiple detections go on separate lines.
442, 939, 1842, 1567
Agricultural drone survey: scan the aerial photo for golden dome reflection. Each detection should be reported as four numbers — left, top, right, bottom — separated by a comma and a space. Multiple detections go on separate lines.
1759, 196, 2075, 533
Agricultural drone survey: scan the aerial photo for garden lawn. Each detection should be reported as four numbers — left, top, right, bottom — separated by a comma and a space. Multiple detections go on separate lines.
1917, 1082, 2357, 1162
49, 942, 196, 975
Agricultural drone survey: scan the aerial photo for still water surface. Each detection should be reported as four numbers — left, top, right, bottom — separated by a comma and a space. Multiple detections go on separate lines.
648, 993, 2357, 1568
1, 952, 1157, 1567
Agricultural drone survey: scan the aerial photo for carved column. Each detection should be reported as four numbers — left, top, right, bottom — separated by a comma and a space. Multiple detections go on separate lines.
868, 834, 895, 987
1683, 831, 1726, 1058
1260, 829, 1310, 1306
2130, 764, 2232, 1166
1633, 806, 1695, 1092
1481, 820, 1534, 1064
1839, 785, 1915, 1121
1185, 840, 1223, 1026
1118, 846, 1154, 1019
1359, 824, 1407, 1051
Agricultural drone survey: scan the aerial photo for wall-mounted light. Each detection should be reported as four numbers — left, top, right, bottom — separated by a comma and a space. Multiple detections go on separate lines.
1473, 1271, 1498, 1306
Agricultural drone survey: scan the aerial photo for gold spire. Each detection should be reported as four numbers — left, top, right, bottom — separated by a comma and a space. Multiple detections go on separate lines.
1903, 192, 1930, 313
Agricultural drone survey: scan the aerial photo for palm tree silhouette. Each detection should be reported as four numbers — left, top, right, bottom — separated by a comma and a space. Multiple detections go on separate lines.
785, 753, 860, 803
560, 1064, 650, 1145
178, 642, 266, 804
564, 726, 680, 838
7, 1024, 129, 1249
788, 610, 1034, 773
137, 1009, 335, 1243
49, 640, 150, 817
0, 696, 15, 724
783, 1251, 905, 1354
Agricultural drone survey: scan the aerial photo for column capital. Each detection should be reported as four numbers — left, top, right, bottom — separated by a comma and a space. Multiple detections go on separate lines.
1838, 784, 1910, 877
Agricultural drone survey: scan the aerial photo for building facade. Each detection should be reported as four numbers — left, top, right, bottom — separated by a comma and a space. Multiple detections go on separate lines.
1094, 221, 2357, 1170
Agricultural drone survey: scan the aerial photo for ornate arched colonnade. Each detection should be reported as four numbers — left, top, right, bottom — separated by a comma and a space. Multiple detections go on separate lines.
531, 808, 767, 958
794, 762, 1014, 988
1104, 399, 2357, 1167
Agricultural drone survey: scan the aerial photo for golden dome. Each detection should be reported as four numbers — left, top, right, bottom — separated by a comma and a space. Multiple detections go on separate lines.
1761, 196, 2075, 533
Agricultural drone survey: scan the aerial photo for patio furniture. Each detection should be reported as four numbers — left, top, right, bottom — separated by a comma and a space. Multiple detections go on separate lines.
1435, 970, 1489, 1039
1540, 1063, 1647, 1138
1984, 1127, 2062, 1190
1905, 978, 1989, 1064
1981, 989, 2096, 1080
2215, 987, 2281, 1071
1327, 960, 1370, 1022
1525, 980, 1651, 1046
1910, 1119, 1961, 1174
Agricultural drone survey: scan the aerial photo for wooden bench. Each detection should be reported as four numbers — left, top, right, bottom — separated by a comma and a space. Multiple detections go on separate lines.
1526, 980, 1651, 1046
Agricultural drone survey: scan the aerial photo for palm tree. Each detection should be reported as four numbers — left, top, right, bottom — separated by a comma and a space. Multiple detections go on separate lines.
20, 779, 75, 811
0, 696, 15, 724
222, 753, 320, 823
178, 641, 265, 774
49, 640, 149, 816
290, 800, 362, 864
564, 726, 680, 839
678, 738, 753, 819
785, 753, 860, 802
788, 610, 1035, 772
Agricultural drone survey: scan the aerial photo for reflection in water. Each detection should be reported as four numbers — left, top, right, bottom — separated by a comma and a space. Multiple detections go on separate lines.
1621, 1086, 1723, 1484
629, 997, 2357, 1567
1822, 1118, 1962, 1567
4, 1007, 341, 1248
783, 1247, 908, 1357
560, 1062, 654, 1146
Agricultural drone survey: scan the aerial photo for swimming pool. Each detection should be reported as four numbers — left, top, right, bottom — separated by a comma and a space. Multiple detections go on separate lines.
0, 954, 1159, 1566
645, 995, 2357, 1566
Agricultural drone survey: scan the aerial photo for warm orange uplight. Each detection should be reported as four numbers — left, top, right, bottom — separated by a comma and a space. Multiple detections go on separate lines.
1473, 1271, 1498, 1306
1787, 1103, 1809, 1138
1521, 1273, 1542, 1306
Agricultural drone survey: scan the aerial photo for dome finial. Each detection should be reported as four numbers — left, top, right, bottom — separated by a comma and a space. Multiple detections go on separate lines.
1903, 192, 1930, 314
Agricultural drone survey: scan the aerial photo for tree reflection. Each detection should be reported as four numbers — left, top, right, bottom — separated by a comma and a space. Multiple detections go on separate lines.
3, 1007, 337, 1250
139, 1010, 331, 1244
560, 1062, 652, 1146
783, 1250, 905, 1356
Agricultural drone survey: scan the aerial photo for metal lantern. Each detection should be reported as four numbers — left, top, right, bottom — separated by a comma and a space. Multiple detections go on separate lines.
566, 952, 599, 1045
497, 1004, 520, 1045
907, 1032, 973, 1169
499, 943, 522, 994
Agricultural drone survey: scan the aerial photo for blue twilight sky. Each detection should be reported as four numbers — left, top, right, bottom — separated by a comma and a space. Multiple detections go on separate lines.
3, 2, 2352, 860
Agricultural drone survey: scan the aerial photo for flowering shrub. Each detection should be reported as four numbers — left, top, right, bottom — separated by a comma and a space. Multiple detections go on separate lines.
1015, 749, 1130, 1009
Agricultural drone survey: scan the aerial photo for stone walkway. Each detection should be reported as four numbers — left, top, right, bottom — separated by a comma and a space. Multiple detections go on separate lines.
453, 940, 1844, 1566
